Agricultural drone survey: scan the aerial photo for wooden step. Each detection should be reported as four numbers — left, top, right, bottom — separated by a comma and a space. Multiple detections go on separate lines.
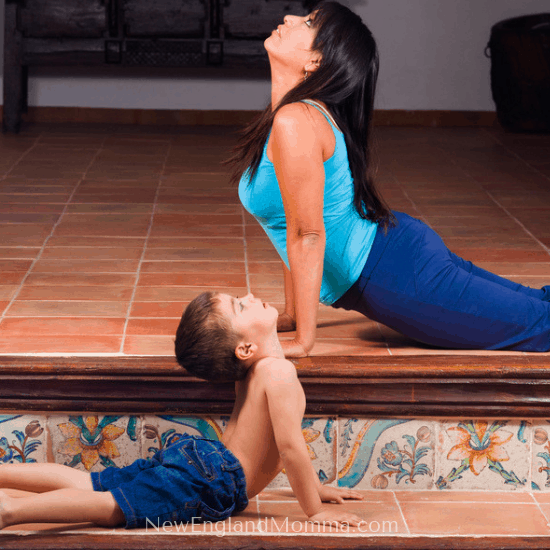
2, 525, 550, 549
3, 355, 550, 548
1, 354, 550, 416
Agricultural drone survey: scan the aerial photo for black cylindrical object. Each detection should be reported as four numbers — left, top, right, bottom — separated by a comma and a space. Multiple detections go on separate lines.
487, 13, 550, 133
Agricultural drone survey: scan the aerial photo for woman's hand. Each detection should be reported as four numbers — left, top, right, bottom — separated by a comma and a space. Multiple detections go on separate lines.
271, 103, 326, 362
281, 339, 308, 358
318, 486, 364, 504
277, 312, 296, 332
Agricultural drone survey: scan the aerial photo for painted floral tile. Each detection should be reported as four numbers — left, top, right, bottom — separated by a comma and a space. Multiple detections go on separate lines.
267, 417, 337, 489
0, 414, 47, 464
337, 418, 435, 490
530, 421, 550, 491
436, 420, 530, 491
49, 414, 141, 472
141, 414, 228, 458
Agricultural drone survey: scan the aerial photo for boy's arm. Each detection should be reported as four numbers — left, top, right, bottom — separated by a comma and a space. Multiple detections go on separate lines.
265, 360, 323, 517
265, 360, 364, 526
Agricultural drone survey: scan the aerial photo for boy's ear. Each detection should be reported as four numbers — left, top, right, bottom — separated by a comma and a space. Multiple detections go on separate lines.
235, 341, 257, 361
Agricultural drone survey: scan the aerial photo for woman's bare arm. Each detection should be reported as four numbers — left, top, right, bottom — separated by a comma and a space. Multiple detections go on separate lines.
277, 261, 297, 332
271, 103, 326, 356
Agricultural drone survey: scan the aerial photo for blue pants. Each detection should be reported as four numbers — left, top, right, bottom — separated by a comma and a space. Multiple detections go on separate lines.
332, 211, 550, 351
91, 435, 248, 529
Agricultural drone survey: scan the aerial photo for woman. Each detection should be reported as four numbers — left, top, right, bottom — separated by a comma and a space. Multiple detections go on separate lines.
227, 1, 550, 356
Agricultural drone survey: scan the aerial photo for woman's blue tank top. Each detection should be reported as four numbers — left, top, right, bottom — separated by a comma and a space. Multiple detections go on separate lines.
238, 100, 377, 305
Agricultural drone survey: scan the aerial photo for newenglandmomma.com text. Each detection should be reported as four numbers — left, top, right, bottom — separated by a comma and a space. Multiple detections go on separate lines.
146, 516, 399, 536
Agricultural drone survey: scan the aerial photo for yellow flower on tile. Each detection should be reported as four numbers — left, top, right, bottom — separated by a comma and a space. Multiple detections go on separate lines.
58, 415, 125, 471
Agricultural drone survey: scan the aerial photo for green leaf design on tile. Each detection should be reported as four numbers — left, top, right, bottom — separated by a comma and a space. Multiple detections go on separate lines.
439, 420, 525, 489
127, 416, 138, 441
436, 459, 470, 489
487, 459, 525, 486
371, 429, 433, 488
324, 419, 334, 443
158, 415, 222, 440
517, 421, 527, 443
1, 420, 44, 464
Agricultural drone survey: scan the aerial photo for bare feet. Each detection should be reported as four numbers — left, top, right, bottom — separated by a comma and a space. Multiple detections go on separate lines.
0, 490, 14, 530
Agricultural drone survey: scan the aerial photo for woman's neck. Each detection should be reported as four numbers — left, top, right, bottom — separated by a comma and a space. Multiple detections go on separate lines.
269, 59, 303, 110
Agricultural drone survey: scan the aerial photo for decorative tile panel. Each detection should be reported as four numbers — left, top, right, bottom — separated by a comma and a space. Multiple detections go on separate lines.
435, 420, 530, 491
337, 418, 435, 490
48, 414, 141, 472
142, 415, 228, 459
0, 414, 47, 464
1, 412, 538, 495
531, 421, 550, 491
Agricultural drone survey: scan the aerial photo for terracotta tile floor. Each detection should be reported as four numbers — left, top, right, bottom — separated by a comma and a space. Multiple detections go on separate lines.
0, 123, 549, 356
4, 489, 550, 539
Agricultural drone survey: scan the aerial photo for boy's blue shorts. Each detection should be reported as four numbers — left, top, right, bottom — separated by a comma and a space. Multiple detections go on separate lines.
91, 434, 249, 529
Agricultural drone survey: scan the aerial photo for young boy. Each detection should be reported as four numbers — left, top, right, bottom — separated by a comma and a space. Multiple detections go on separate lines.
0, 291, 364, 530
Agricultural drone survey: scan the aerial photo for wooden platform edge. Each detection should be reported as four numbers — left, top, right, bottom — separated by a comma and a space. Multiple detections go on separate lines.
0, 532, 548, 550
1, 355, 550, 417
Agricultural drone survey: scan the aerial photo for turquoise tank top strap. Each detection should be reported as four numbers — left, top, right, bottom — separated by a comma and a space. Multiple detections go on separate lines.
300, 99, 342, 134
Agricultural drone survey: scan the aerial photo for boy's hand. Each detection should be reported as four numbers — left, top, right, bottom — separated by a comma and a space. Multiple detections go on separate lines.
277, 312, 296, 332
308, 508, 366, 529
318, 486, 364, 504
280, 339, 308, 357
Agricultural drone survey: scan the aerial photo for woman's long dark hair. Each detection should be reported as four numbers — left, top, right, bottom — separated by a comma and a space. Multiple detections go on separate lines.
226, 1, 393, 230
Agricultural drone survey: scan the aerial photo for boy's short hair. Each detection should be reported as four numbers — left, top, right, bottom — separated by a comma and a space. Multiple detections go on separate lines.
175, 291, 249, 382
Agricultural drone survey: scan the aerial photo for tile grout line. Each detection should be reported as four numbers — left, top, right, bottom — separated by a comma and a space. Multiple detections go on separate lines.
0, 131, 44, 318
389, 172, 432, 228
252, 498, 392, 504
484, 191, 550, 257
118, 141, 174, 354
0, 133, 42, 182
529, 492, 550, 528
391, 491, 411, 535
0, 135, 109, 323
528, 421, 534, 496
375, 322, 393, 356
255, 496, 262, 531
482, 128, 550, 185
440, 131, 550, 258
433, 420, 444, 495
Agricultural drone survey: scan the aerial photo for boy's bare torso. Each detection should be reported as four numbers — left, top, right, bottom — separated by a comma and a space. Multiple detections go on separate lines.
221, 357, 305, 498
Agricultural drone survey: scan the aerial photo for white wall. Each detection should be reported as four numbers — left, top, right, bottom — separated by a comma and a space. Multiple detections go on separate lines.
0, 0, 548, 111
